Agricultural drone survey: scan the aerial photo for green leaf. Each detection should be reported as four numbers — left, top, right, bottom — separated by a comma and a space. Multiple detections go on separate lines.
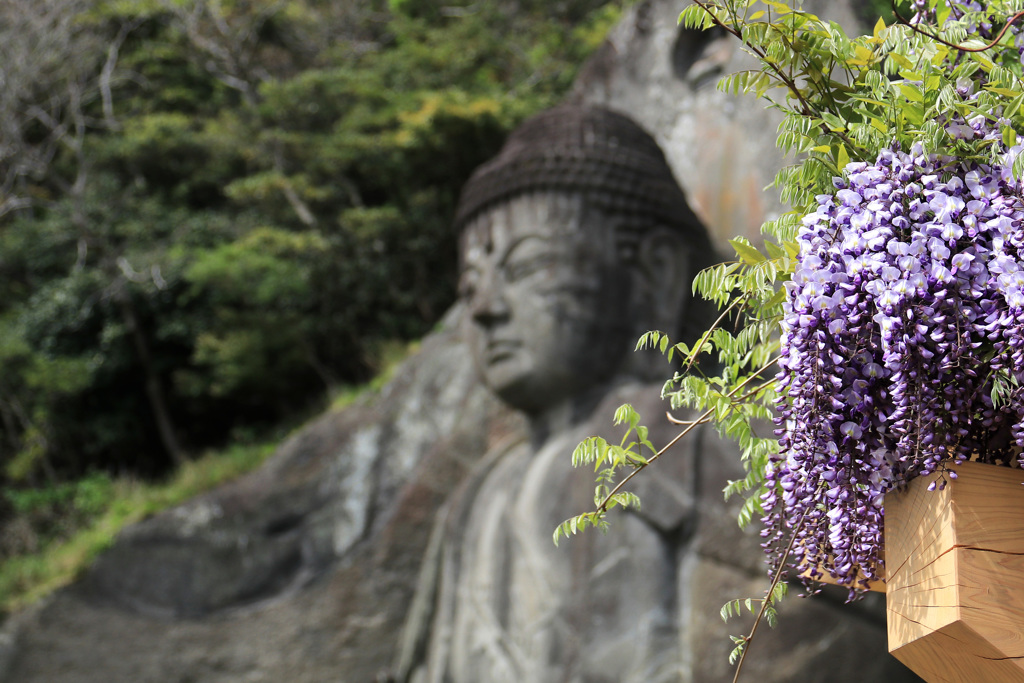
729, 238, 766, 265
872, 15, 885, 39
1014, 151, 1024, 183
1005, 93, 1024, 121
762, 0, 793, 14
820, 111, 846, 131
902, 104, 923, 127
836, 144, 850, 170
1003, 125, 1017, 149
762, 286, 787, 309
987, 86, 1021, 97
635, 330, 660, 351
889, 52, 914, 70
898, 82, 922, 103
764, 240, 786, 259
679, 4, 715, 31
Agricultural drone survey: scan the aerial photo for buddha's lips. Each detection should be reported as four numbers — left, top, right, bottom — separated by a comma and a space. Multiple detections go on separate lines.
483, 339, 521, 362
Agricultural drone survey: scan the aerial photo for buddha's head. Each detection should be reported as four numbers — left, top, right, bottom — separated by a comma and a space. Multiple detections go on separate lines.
454, 105, 716, 421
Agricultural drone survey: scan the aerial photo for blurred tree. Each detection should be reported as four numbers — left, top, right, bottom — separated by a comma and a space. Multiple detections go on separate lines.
0, 0, 629, 485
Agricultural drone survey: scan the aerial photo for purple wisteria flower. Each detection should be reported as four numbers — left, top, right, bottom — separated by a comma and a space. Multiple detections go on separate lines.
766, 137, 1024, 597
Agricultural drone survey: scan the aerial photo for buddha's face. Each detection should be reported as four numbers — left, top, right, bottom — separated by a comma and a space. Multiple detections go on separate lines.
459, 192, 635, 415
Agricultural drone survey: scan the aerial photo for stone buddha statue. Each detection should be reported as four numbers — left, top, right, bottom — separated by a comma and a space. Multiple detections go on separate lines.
392, 105, 919, 683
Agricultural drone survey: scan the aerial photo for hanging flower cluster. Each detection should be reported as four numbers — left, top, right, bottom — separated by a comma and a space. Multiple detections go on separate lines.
765, 127, 1024, 592
749, 0, 1024, 598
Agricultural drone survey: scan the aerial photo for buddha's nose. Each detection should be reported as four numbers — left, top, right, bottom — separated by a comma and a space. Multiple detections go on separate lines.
470, 272, 510, 327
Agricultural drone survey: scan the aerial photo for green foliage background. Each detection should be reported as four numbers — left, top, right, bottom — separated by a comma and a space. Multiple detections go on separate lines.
0, 0, 626, 575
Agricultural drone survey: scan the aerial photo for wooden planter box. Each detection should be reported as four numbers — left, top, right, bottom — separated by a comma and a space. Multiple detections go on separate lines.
884, 460, 1024, 682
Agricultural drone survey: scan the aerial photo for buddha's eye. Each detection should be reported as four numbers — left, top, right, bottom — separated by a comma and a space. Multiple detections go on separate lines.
503, 254, 559, 282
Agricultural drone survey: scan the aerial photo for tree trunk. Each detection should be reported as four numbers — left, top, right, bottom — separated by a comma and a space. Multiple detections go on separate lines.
116, 290, 186, 466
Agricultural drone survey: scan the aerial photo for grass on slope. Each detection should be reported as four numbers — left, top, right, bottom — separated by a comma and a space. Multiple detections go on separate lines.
0, 341, 414, 618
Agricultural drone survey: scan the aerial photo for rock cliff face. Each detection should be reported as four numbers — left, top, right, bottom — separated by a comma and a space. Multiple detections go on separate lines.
85, 307, 509, 622
1, 3, 918, 682
2, 312, 525, 683
573, 0, 860, 247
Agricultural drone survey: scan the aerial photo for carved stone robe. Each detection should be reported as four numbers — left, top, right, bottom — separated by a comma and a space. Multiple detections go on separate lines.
396, 384, 919, 683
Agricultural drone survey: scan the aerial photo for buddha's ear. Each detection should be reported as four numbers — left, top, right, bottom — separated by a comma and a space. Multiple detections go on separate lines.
634, 227, 692, 336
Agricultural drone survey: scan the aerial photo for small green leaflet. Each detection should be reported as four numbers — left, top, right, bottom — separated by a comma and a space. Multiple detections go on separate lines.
729, 238, 766, 265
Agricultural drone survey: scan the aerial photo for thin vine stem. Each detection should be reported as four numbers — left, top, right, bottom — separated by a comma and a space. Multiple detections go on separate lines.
892, 3, 1024, 53
690, 0, 813, 115
689, 0, 866, 161
678, 293, 746, 377
595, 407, 711, 513
731, 510, 807, 683
667, 376, 777, 428
594, 355, 780, 514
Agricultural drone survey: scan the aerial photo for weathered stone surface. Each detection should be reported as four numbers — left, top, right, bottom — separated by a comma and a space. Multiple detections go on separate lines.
573, 0, 861, 247
1, 313, 525, 683
83, 307, 506, 620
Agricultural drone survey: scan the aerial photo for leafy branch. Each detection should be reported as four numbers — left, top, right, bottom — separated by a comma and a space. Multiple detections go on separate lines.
725, 512, 806, 682
893, 4, 1024, 54
554, 355, 779, 545
686, 0, 865, 156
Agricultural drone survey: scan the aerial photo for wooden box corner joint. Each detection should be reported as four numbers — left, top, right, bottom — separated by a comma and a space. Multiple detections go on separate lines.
884, 460, 1024, 683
